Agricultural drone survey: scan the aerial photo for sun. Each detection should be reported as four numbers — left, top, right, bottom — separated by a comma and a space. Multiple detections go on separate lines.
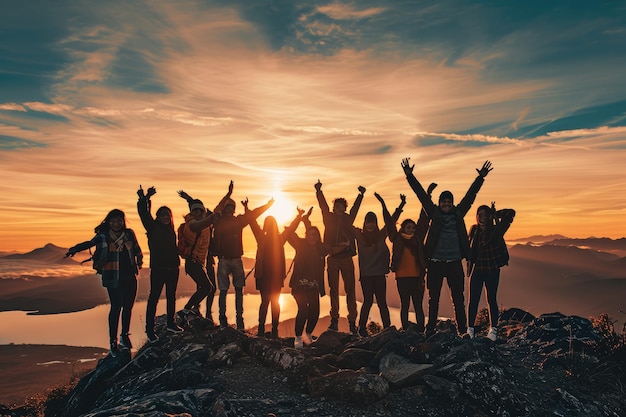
263, 190, 298, 226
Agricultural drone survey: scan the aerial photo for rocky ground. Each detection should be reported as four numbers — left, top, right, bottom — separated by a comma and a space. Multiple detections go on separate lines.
3, 308, 625, 417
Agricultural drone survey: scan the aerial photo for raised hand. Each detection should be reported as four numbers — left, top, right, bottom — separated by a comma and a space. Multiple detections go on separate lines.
374, 192, 384, 202
137, 185, 145, 198
297, 207, 305, 216
358, 185, 366, 194
314, 179, 322, 191
476, 160, 493, 178
400, 194, 406, 204
146, 186, 156, 198
304, 206, 313, 219
427, 182, 438, 196
177, 190, 191, 201
228, 180, 234, 194
241, 197, 249, 211
401, 158, 414, 175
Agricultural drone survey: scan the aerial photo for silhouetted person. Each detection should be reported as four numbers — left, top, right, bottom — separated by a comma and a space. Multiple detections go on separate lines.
66, 209, 143, 356
466, 203, 515, 341
247, 202, 302, 338
402, 158, 492, 336
286, 207, 328, 348
177, 197, 220, 321
315, 180, 365, 333
178, 181, 233, 326
352, 196, 405, 336
137, 186, 181, 342
377, 192, 429, 332
213, 192, 274, 330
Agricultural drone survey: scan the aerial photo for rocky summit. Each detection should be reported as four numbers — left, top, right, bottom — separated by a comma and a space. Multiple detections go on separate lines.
45, 309, 625, 416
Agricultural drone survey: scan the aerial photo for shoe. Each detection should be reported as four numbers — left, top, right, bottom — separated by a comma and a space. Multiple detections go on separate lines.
466, 327, 475, 339
183, 307, 200, 317
327, 319, 338, 331
302, 332, 313, 345
425, 328, 436, 339
487, 327, 498, 341
167, 323, 184, 333
358, 327, 368, 338
119, 333, 132, 350
206, 316, 216, 328
220, 320, 229, 330
294, 336, 303, 349
146, 332, 159, 343
271, 326, 278, 339
236, 319, 245, 331
349, 323, 358, 335
110, 340, 119, 357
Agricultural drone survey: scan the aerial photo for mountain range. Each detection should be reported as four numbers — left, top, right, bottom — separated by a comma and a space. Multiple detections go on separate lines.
1, 238, 625, 324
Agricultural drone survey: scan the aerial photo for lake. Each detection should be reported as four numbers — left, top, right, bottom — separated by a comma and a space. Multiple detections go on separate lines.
0, 294, 405, 349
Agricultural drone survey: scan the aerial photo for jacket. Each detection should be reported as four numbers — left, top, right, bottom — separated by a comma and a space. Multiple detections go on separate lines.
137, 196, 180, 268
406, 171, 484, 260
315, 189, 363, 257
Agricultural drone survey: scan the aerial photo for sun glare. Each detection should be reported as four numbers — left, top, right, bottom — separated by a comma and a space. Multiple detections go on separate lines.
264, 190, 298, 226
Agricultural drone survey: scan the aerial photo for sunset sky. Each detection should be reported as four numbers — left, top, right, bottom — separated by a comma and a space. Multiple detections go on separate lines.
1, 0, 625, 253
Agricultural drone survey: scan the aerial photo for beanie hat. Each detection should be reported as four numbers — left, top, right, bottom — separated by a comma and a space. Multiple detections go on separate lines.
190, 199, 205, 212
224, 198, 236, 209
439, 191, 454, 204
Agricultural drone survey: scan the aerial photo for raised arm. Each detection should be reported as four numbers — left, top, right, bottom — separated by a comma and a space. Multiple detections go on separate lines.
242, 198, 274, 225
177, 189, 195, 206
457, 160, 492, 216
375, 192, 398, 240
188, 212, 221, 233
137, 185, 156, 231
314, 180, 330, 217
390, 193, 406, 223
348, 185, 366, 222
401, 158, 437, 216
242, 198, 263, 242
214, 180, 234, 212
280, 208, 304, 244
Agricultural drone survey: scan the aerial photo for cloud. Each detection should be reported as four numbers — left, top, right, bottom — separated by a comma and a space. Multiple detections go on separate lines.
316, 4, 386, 20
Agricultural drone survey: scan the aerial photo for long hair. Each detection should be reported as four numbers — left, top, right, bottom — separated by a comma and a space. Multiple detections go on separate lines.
156, 206, 175, 233
476, 205, 496, 229
94, 209, 126, 234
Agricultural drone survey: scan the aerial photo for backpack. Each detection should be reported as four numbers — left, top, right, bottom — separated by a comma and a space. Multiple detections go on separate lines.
177, 222, 199, 259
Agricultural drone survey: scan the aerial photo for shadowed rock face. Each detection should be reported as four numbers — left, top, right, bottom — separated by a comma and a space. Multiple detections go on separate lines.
50, 309, 625, 417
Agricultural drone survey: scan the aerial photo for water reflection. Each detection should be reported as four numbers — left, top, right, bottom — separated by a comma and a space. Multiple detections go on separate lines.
0, 295, 403, 349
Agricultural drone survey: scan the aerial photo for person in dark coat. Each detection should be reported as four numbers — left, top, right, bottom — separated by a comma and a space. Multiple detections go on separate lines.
402, 158, 492, 336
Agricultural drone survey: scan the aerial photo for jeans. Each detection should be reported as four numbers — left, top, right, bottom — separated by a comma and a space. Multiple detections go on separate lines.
107, 276, 137, 342
396, 276, 425, 331
358, 275, 391, 330
327, 255, 357, 324
467, 268, 500, 328
184, 260, 215, 310
146, 267, 179, 332
293, 288, 320, 336
217, 258, 246, 326
426, 260, 467, 334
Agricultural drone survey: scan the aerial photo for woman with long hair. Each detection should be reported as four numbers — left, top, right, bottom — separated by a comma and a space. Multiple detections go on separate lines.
352, 197, 405, 336
248, 202, 302, 338
66, 209, 143, 356
466, 203, 515, 341
137, 186, 182, 342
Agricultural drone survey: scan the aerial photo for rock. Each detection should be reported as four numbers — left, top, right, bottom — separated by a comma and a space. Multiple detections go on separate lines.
336, 347, 377, 370
381, 363, 435, 388
308, 369, 389, 404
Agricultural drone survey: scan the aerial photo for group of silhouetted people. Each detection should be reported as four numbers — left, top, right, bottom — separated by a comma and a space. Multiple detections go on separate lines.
66, 158, 515, 355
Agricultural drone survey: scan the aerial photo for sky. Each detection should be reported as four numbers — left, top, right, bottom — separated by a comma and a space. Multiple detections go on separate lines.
1, 0, 626, 254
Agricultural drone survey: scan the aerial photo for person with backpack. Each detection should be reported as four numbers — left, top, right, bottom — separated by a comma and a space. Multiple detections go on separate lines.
466, 203, 516, 341
402, 158, 492, 337
137, 185, 181, 342
246, 202, 303, 339
66, 209, 143, 356
177, 181, 233, 327
286, 207, 328, 348
177, 197, 221, 321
